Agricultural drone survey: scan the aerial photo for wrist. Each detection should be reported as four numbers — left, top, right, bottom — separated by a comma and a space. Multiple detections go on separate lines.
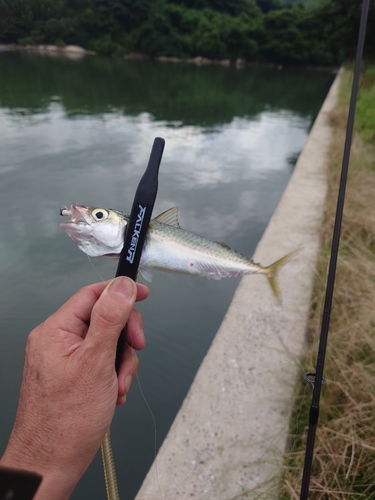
1, 438, 79, 500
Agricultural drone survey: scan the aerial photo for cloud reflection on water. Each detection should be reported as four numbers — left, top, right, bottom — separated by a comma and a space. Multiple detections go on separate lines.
0, 103, 309, 178
0, 56, 335, 500
0, 102, 308, 252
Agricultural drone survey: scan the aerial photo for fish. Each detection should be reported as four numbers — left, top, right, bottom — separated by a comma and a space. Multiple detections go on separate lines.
60, 205, 298, 301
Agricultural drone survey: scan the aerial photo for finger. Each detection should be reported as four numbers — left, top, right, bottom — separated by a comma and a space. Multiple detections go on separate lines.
84, 277, 137, 354
47, 281, 149, 339
58, 281, 148, 324
136, 283, 150, 302
49, 281, 112, 334
116, 345, 139, 405
126, 309, 146, 351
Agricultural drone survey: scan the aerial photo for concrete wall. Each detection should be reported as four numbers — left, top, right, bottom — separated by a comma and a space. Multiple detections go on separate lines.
136, 69, 342, 500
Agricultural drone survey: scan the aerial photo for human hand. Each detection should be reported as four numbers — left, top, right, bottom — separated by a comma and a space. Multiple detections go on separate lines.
0, 277, 148, 500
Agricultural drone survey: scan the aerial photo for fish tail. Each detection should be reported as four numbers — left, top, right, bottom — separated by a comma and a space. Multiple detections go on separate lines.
263, 250, 300, 303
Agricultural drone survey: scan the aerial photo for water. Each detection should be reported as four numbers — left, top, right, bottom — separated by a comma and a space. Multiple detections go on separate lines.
0, 51, 334, 499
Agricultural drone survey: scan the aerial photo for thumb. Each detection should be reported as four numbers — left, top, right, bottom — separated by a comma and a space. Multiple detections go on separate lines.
85, 277, 137, 355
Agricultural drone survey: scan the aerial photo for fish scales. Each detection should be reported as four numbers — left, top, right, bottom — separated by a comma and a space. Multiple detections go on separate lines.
143, 220, 262, 278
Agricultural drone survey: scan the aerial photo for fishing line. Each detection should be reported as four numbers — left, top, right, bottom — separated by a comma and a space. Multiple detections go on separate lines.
120, 313, 164, 499
119, 310, 164, 500
299, 1, 370, 497
87, 253, 163, 499
135, 371, 164, 500
87, 255, 106, 282
118, 286, 163, 500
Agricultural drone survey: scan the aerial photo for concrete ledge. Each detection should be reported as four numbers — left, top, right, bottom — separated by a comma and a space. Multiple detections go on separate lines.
136, 70, 342, 500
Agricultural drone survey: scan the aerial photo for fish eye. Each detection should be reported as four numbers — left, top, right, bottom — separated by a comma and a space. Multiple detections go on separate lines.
92, 208, 109, 222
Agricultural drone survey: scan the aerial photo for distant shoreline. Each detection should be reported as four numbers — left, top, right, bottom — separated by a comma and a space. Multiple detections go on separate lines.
0, 43, 338, 72
0, 43, 95, 59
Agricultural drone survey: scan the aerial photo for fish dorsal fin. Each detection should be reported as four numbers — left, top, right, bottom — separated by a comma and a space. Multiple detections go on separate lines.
215, 241, 231, 250
154, 207, 180, 228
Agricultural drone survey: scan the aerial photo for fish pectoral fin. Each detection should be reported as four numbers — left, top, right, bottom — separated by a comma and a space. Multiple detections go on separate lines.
139, 266, 154, 283
153, 207, 180, 228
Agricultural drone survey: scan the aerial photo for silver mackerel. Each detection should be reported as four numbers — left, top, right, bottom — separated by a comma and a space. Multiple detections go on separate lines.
60, 205, 297, 301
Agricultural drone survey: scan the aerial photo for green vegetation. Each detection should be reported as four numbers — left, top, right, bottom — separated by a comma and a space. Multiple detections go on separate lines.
282, 0, 322, 7
280, 65, 375, 498
0, 0, 374, 65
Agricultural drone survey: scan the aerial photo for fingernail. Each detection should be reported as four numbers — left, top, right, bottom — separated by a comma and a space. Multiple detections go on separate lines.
108, 277, 135, 299
124, 375, 133, 394
120, 395, 126, 405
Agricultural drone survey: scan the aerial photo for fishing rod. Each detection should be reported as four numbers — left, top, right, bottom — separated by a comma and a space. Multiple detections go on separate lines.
101, 137, 165, 500
299, 1, 370, 498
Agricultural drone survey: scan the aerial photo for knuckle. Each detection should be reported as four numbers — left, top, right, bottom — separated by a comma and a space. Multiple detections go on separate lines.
131, 351, 139, 370
127, 347, 139, 373
129, 309, 142, 328
134, 355, 139, 373
95, 302, 124, 329
26, 325, 42, 351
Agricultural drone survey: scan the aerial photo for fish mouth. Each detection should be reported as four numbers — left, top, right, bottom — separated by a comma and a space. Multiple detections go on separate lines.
59, 205, 94, 244
60, 205, 92, 226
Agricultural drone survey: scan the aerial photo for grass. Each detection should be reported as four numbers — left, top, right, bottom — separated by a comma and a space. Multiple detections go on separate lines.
226, 65, 375, 500
280, 65, 375, 499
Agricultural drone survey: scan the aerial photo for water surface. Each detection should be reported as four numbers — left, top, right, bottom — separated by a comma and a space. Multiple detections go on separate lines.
0, 52, 334, 499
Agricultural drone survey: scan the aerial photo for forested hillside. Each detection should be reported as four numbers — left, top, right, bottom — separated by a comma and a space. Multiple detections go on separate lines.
282, 0, 322, 8
0, 0, 374, 65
